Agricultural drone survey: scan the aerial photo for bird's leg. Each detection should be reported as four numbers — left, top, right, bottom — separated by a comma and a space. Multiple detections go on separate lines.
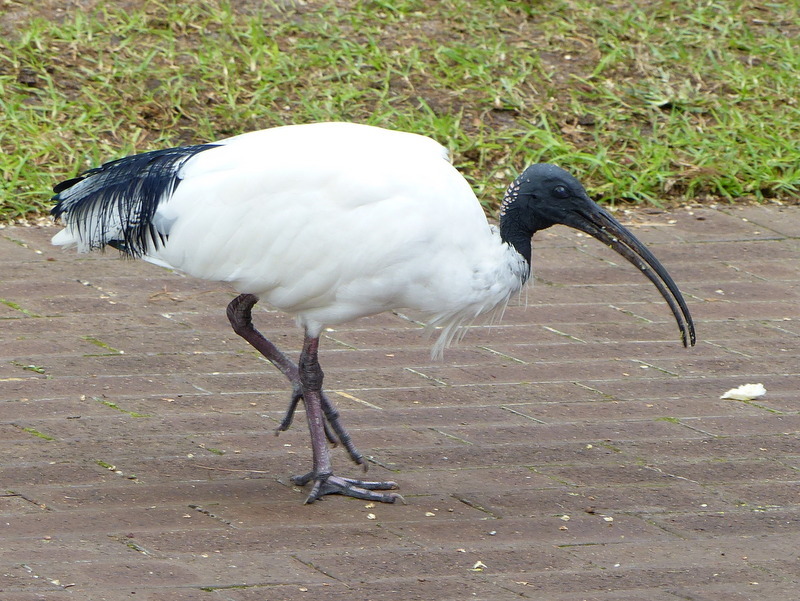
227, 294, 336, 444
291, 333, 402, 504
225, 294, 362, 466
227, 294, 298, 380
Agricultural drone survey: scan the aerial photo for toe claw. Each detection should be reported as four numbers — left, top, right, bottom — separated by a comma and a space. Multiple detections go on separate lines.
290, 471, 315, 487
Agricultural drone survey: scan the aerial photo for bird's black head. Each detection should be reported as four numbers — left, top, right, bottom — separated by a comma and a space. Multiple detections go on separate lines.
500, 164, 594, 237
499, 163, 696, 348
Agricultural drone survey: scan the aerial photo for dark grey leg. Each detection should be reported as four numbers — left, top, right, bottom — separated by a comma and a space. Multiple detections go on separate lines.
225, 294, 376, 477
226, 294, 337, 446
290, 333, 402, 504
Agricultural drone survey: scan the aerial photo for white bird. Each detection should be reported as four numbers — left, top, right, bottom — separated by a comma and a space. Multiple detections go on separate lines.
51, 122, 695, 504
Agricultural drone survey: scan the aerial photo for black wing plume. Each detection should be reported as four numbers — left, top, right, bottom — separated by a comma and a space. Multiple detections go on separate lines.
51, 144, 218, 257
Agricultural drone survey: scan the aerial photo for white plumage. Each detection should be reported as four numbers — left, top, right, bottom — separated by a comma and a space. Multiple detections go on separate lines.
53, 123, 527, 356
52, 121, 694, 504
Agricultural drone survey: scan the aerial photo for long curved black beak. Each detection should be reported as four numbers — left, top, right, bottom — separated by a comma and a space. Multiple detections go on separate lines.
565, 203, 696, 347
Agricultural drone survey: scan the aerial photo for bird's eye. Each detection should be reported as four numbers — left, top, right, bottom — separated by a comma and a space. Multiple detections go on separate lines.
553, 185, 569, 198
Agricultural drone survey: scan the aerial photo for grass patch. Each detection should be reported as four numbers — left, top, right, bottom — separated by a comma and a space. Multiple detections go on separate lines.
196, 442, 226, 456
11, 361, 46, 374
1, 0, 798, 222
81, 336, 124, 355
18, 426, 55, 441
95, 397, 152, 418
0, 299, 42, 318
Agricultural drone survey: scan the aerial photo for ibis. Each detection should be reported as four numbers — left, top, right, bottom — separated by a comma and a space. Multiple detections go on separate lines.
51, 122, 695, 504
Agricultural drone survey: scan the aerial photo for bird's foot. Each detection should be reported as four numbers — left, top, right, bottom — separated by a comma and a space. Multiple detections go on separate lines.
291, 471, 404, 504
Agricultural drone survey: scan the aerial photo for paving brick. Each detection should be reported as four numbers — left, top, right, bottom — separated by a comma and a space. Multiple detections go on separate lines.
224, 578, 527, 601
0, 461, 112, 488
713, 481, 800, 509
647, 458, 798, 485
724, 205, 800, 238
291, 545, 571, 585
562, 481, 733, 514
648, 508, 800, 539
2, 506, 227, 539
675, 414, 800, 437
495, 564, 784, 596
670, 583, 800, 601
613, 433, 800, 461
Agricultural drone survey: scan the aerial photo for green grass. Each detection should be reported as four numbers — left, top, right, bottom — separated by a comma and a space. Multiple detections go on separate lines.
11, 361, 47, 374
1, 0, 798, 222
0, 298, 42, 317
94, 397, 152, 418
81, 335, 124, 356
20, 426, 55, 441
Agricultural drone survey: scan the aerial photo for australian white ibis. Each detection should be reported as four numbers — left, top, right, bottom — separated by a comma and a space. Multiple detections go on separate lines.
51, 122, 695, 504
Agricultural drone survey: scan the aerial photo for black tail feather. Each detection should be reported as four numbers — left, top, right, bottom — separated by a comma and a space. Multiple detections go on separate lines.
52, 144, 217, 257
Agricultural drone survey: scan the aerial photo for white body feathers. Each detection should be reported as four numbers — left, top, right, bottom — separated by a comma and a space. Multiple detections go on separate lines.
53, 123, 528, 355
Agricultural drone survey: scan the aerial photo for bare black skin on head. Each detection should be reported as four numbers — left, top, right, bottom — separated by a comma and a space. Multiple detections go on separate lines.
499, 163, 696, 347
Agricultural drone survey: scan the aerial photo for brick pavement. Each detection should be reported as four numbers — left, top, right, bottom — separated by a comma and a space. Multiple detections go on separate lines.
1, 205, 798, 600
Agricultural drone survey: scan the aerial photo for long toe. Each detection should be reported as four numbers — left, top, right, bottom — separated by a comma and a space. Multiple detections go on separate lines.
275, 387, 303, 433
274, 388, 340, 446
291, 473, 403, 504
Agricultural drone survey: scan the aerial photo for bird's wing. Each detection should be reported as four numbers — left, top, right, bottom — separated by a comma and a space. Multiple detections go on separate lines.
51, 144, 219, 254
52, 122, 453, 254
147, 124, 484, 304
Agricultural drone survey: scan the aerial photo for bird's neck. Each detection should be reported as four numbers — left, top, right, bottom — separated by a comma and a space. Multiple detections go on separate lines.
499, 214, 533, 267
